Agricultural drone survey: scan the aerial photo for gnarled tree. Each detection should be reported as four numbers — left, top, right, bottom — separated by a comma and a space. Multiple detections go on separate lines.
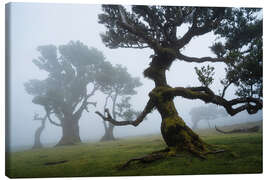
97, 5, 262, 160
96, 62, 142, 141
25, 41, 105, 146
32, 113, 47, 149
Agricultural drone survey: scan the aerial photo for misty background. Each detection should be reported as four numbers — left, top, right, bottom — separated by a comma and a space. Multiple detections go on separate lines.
7, 3, 262, 151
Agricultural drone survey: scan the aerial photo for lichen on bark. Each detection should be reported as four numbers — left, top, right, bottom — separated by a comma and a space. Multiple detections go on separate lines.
149, 86, 211, 158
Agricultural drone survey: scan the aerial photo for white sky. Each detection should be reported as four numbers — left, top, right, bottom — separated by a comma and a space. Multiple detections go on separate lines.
5, 2, 263, 149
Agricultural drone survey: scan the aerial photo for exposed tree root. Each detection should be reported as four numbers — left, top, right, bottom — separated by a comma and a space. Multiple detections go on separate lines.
119, 147, 226, 169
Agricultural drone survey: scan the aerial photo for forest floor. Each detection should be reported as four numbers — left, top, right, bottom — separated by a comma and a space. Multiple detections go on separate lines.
6, 121, 262, 178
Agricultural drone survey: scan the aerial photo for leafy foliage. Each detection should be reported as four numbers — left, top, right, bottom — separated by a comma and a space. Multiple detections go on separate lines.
24, 41, 106, 123
195, 65, 215, 87
115, 97, 141, 121
97, 63, 142, 96
99, 5, 228, 51
211, 9, 263, 99
97, 62, 142, 139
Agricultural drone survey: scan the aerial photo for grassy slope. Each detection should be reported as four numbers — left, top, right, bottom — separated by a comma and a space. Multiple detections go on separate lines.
6, 122, 262, 178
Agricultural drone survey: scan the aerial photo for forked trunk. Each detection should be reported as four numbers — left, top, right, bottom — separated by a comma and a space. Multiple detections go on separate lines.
56, 117, 81, 146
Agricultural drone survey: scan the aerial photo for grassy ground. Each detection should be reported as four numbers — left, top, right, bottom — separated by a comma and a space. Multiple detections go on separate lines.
6, 122, 262, 178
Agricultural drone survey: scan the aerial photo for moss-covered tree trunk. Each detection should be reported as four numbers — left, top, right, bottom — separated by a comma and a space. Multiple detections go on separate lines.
150, 87, 208, 156
56, 116, 81, 146
145, 53, 209, 156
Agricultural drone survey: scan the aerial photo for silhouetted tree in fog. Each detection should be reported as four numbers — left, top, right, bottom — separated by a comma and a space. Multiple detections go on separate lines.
96, 62, 142, 141
97, 5, 262, 163
32, 113, 47, 149
25, 41, 106, 146
189, 104, 227, 129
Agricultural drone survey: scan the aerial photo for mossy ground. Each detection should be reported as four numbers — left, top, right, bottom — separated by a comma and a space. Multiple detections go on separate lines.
6, 123, 262, 178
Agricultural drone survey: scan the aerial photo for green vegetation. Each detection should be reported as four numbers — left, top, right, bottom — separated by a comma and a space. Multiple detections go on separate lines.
6, 122, 262, 178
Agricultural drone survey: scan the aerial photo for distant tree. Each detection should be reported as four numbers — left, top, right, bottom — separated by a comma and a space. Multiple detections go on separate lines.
95, 63, 142, 141
189, 104, 228, 129
97, 5, 262, 163
32, 113, 47, 149
25, 41, 105, 146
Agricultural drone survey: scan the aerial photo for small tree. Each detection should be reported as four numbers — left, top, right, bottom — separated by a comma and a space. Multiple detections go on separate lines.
32, 113, 47, 149
195, 65, 215, 88
96, 63, 142, 141
25, 41, 105, 146
97, 5, 262, 163
189, 104, 227, 129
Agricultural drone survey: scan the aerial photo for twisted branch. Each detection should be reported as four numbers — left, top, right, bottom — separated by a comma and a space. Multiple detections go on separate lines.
45, 110, 62, 127
117, 6, 160, 52
166, 86, 262, 116
95, 99, 155, 126
176, 52, 227, 63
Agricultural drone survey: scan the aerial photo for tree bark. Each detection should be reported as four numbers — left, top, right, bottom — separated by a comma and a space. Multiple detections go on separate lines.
146, 54, 210, 156
56, 117, 81, 146
150, 87, 208, 156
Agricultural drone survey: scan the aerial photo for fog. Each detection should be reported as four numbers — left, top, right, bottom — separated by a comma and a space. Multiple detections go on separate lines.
7, 3, 262, 151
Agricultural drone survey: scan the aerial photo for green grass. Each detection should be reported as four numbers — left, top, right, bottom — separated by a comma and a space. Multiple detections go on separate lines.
6, 125, 262, 178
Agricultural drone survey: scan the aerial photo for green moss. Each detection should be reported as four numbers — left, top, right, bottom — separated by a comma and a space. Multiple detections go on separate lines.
167, 147, 177, 157
160, 48, 177, 57
163, 115, 186, 132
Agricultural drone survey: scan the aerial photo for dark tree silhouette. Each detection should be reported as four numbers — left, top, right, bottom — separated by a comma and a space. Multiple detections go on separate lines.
32, 113, 47, 149
97, 5, 262, 161
25, 41, 105, 146
189, 104, 228, 129
95, 62, 142, 141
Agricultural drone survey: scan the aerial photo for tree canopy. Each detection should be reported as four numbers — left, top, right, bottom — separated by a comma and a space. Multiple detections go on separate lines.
96, 5, 262, 162
95, 62, 142, 141
98, 6, 262, 116
25, 41, 106, 145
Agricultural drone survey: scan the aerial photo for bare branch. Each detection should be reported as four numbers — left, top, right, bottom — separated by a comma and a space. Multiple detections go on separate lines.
95, 99, 155, 127
45, 109, 62, 127
176, 52, 227, 63
117, 44, 150, 49
166, 86, 262, 116
221, 81, 233, 98
116, 6, 160, 51
73, 85, 98, 118
176, 8, 224, 49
